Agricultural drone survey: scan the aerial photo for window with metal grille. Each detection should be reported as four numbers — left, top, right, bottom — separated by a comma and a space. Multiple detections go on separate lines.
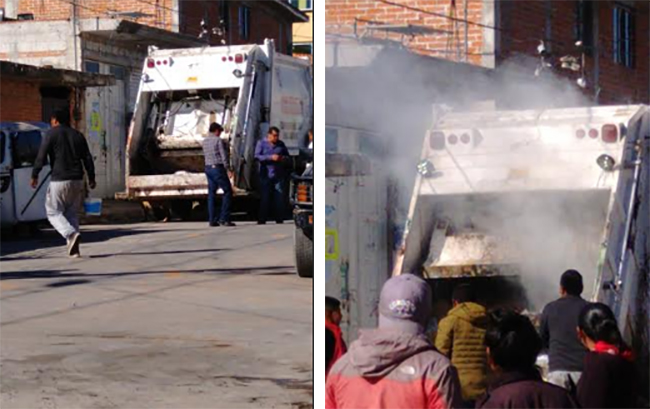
238, 6, 250, 40
613, 5, 635, 68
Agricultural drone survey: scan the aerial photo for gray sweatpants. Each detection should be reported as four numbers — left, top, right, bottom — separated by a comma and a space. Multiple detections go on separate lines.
45, 180, 84, 240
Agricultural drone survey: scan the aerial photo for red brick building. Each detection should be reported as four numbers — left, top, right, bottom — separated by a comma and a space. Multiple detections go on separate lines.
326, 0, 650, 105
0, 0, 307, 54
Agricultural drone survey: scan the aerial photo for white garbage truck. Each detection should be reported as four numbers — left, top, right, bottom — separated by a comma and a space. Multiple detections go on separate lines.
393, 105, 649, 363
121, 39, 312, 217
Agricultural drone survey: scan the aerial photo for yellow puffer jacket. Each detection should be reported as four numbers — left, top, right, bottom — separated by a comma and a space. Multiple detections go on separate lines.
434, 302, 488, 401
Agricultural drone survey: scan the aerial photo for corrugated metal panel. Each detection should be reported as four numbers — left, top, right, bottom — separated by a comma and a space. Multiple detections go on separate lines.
325, 158, 389, 343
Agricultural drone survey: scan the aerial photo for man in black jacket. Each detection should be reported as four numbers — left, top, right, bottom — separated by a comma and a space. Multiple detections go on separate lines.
539, 269, 589, 389
31, 109, 96, 257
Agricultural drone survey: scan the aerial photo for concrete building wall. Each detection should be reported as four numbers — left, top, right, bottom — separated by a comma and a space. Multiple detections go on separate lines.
0, 77, 41, 122
0, 20, 75, 69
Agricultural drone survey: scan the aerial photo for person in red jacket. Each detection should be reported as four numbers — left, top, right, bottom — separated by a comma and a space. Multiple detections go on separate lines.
326, 274, 463, 409
326, 296, 347, 378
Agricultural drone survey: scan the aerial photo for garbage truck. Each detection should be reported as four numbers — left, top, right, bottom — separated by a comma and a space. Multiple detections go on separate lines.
120, 39, 312, 217
392, 105, 649, 380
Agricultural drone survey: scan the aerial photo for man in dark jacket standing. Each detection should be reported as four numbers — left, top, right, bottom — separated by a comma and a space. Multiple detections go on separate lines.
254, 126, 289, 224
477, 310, 578, 409
539, 269, 589, 389
31, 109, 95, 258
434, 284, 488, 405
326, 274, 463, 409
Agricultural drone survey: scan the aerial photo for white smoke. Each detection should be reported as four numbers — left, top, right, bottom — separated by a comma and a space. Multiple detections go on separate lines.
327, 41, 602, 310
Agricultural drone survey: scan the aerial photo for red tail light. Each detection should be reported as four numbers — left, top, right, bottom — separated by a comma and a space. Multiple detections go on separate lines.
429, 131, 445, 150
460, 133, 470, 144
234, 53, 244, 63
589, 129, 599, 139
163, 59, 168, 65
448, 134, 458, 145
601, 124, 618, 143
222, 56, 227, 62
147, 58, 155, 68
228, 56, 234, 62
576, 129, 586, 139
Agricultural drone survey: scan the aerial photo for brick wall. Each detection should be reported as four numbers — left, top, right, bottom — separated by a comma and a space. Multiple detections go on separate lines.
0, 0, 295, 53
0, 78, 41, 122
326, 0, 485, 65
0, 0, 175, 29
179, 0, 293, 54
500, 0, 649, 105
326, 0, 649, 104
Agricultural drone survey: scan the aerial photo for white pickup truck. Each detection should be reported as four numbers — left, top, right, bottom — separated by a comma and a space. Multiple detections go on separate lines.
121, 39, 312, 216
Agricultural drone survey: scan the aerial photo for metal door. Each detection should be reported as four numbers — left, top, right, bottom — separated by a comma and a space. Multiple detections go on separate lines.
85, 68, 126, 198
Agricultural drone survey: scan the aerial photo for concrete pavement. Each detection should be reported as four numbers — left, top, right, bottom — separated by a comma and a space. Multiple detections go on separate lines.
0, 222, 312, 409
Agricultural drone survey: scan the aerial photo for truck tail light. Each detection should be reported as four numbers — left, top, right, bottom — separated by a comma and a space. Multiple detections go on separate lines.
234, 53, 244, 64
297, 183, 311, 202
147, 58, 155, 68
460, 133, 470, 144
601, 124, 618, 143
228, 56, 234, 62
448, 134, 458, 145
222, 56, 227, 62
429, 131, 445, 150
589, 128, 599, 139
576, 129, 586, 139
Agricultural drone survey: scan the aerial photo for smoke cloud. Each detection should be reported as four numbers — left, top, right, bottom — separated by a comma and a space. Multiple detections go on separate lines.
327, 42, 602, 310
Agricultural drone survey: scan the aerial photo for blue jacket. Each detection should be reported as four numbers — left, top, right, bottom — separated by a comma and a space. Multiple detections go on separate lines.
255, 139, 289, 180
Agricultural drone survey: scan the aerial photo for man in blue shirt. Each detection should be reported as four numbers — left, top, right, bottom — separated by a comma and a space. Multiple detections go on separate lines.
202, 122, 235, 227
254, 126, 289, 224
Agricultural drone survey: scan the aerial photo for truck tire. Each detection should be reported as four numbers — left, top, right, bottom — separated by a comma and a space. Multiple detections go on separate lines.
294, 226, 313, 278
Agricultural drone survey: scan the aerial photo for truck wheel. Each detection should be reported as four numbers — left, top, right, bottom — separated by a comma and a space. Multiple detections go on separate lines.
294, 226, 313, 278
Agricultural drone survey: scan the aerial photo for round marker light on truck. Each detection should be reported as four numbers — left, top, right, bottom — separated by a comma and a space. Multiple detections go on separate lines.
222, 56, 227, 62
448, 134, 458, 145
228, 56, 234, 62
589, 129, 599, 139
601, 124, 618, 143
460, 133, 470, 144
576, 129, 586, 139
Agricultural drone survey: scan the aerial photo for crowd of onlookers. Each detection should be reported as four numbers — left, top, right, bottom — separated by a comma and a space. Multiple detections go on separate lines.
325, 270, 642, 409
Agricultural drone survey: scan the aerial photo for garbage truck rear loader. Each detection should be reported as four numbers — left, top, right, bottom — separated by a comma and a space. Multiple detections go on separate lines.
121, 40, 312, 216
395, 105, 649, 372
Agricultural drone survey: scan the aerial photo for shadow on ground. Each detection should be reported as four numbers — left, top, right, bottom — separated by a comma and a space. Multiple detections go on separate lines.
0, 265, 295, 281
0, 227, 191, 259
